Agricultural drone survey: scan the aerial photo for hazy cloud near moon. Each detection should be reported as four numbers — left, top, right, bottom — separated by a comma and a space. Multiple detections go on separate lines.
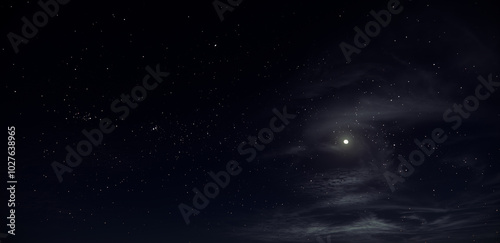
225, 7, 499, 242
227, 167, 500, 242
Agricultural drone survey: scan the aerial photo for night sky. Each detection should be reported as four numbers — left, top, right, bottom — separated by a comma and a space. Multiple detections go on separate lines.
2, 0, 500, 242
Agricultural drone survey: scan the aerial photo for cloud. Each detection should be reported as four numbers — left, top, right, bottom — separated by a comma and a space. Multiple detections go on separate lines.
224, 165, 500, 242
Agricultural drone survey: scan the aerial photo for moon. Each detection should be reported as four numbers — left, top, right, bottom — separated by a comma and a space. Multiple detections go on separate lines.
343, 139, 349, 145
